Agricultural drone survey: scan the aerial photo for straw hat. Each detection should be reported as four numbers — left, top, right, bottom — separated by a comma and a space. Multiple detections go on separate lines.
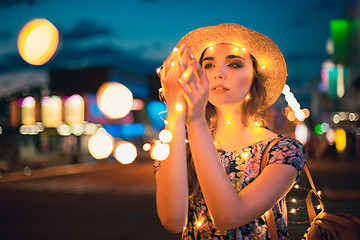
175, 23, 287, 108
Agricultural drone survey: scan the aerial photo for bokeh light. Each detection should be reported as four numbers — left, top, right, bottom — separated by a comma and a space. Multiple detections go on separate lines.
21, 96, 36, 126
18, 18, 59, 65
42, 96, 62, 128
151, 140, 170, 161
295, 123, 309, 145
114, 141, 137, 164
334, 128, 346, 153
142, 143, 151, 151
64, 94, 84, 125
57, 123, 72, 136
88, 128, 114, 159
326, 128, 335, 145
159, 129, 172, 143
97, 82, 133, 119
314, 124, 323, 135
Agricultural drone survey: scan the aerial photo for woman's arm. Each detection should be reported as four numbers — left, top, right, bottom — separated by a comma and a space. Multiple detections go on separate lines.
177, 55, 298, 231
186, 119, 297, 231
155, 45, 190, 233
155, 112, 188, 233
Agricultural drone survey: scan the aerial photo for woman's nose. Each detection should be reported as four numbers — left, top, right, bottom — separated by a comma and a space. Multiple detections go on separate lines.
215, 65, 226, 79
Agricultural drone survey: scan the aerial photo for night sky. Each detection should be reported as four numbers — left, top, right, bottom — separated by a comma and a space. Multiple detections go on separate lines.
0, 0, 347, 107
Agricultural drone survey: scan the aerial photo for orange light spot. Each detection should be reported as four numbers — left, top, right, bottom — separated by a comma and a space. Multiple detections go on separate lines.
18, 18, 59, 65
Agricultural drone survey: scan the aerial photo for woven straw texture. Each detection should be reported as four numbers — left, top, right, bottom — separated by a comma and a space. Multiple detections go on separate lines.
176, 23, 287, 108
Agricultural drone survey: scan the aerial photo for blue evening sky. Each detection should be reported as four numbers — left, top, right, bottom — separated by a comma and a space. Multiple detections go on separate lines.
0, 0, 347, 107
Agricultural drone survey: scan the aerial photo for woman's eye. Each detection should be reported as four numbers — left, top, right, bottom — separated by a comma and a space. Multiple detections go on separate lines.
228, 62, 242, 68
204, 63, 214, 69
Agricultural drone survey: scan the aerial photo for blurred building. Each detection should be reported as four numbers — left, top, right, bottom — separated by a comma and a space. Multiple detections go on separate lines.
310, 0, 360, 161
0, 66, 165, 172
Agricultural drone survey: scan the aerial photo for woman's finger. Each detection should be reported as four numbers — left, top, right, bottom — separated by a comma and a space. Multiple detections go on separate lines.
193, 57, 209, 87
181, 64, 194, 84
177, 79, 194, 106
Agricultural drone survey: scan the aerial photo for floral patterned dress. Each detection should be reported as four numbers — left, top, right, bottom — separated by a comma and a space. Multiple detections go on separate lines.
181, 137, 306, 240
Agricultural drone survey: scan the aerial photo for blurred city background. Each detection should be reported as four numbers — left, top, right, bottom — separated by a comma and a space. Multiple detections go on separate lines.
0, 0, 359, 239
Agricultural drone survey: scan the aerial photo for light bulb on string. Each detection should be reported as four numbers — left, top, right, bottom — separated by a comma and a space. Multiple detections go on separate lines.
159, 129, 172, 143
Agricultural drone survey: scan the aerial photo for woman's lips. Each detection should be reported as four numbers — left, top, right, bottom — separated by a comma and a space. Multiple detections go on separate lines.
211, 86, 229, 93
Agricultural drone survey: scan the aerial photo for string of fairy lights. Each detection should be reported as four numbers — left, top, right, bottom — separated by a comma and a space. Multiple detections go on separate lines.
15, 17, 321, 223
147, 82, 320, 224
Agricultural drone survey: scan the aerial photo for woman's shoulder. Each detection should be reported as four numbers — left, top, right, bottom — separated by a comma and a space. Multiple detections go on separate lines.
267, 136, 306, 171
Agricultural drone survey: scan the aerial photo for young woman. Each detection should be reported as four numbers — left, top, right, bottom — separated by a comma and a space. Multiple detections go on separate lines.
154, 23, 305, 239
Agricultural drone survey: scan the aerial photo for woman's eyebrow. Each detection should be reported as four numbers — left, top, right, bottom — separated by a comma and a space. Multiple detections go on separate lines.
226, 55, 245, 60
202, 56, 214, 61
203, 55, 245, 62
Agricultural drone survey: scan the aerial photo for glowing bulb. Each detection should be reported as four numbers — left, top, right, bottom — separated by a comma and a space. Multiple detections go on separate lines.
183, 72, 188, 78
173, 47, 179, 53
290, 208, 296, 214
261, 65, 265, 69
156, 68, 161, 74
143, 143, 151, 151
185, 139, 189, 143
291, 198, 296, 203
196, 221, 202, 227
294, 184, 299, 189
254, 122, 261, 127
242, 47, 246, 51
164, 120, 168, 125
171, 61, 175, 67
317, 191, 321, 196
159, 129, 172, 143
316, 205, 321, 210
245, 95, 250, 100
209, 46, 214, 51
226, 121, 231, 125
176, 104, 183, 112
151, 142, 170, 161
282, 84, 290, 95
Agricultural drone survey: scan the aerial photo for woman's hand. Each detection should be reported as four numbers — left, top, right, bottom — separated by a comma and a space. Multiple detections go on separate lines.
177, 52, 209, 124
159, 44, 188, 117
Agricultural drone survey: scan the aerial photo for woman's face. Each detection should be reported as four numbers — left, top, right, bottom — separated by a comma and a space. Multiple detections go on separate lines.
202, 43, 254, 108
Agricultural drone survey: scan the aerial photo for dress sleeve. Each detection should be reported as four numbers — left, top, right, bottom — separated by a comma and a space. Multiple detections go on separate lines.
266, 137, 306, 174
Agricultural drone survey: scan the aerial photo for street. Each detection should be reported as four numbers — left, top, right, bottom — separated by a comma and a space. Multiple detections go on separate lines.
0, 159, 359, 240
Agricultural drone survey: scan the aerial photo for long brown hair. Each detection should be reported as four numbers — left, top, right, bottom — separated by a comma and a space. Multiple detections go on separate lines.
187, 50, 267, 200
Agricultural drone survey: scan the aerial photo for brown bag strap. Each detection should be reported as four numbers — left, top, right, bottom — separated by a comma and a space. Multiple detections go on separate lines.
261, 137, 283, 172
303, 163, 325, 222
260, 137, 284, 240
261, 138, 326, 236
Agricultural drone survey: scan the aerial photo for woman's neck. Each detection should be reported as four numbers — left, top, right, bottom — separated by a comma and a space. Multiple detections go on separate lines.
214, 106, 247, 139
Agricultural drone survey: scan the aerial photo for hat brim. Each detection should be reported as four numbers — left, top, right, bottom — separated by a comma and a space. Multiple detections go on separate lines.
176, 23, 287, 108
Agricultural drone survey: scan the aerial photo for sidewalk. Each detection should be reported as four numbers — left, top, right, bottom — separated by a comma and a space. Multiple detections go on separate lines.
1, 157, 360, 199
